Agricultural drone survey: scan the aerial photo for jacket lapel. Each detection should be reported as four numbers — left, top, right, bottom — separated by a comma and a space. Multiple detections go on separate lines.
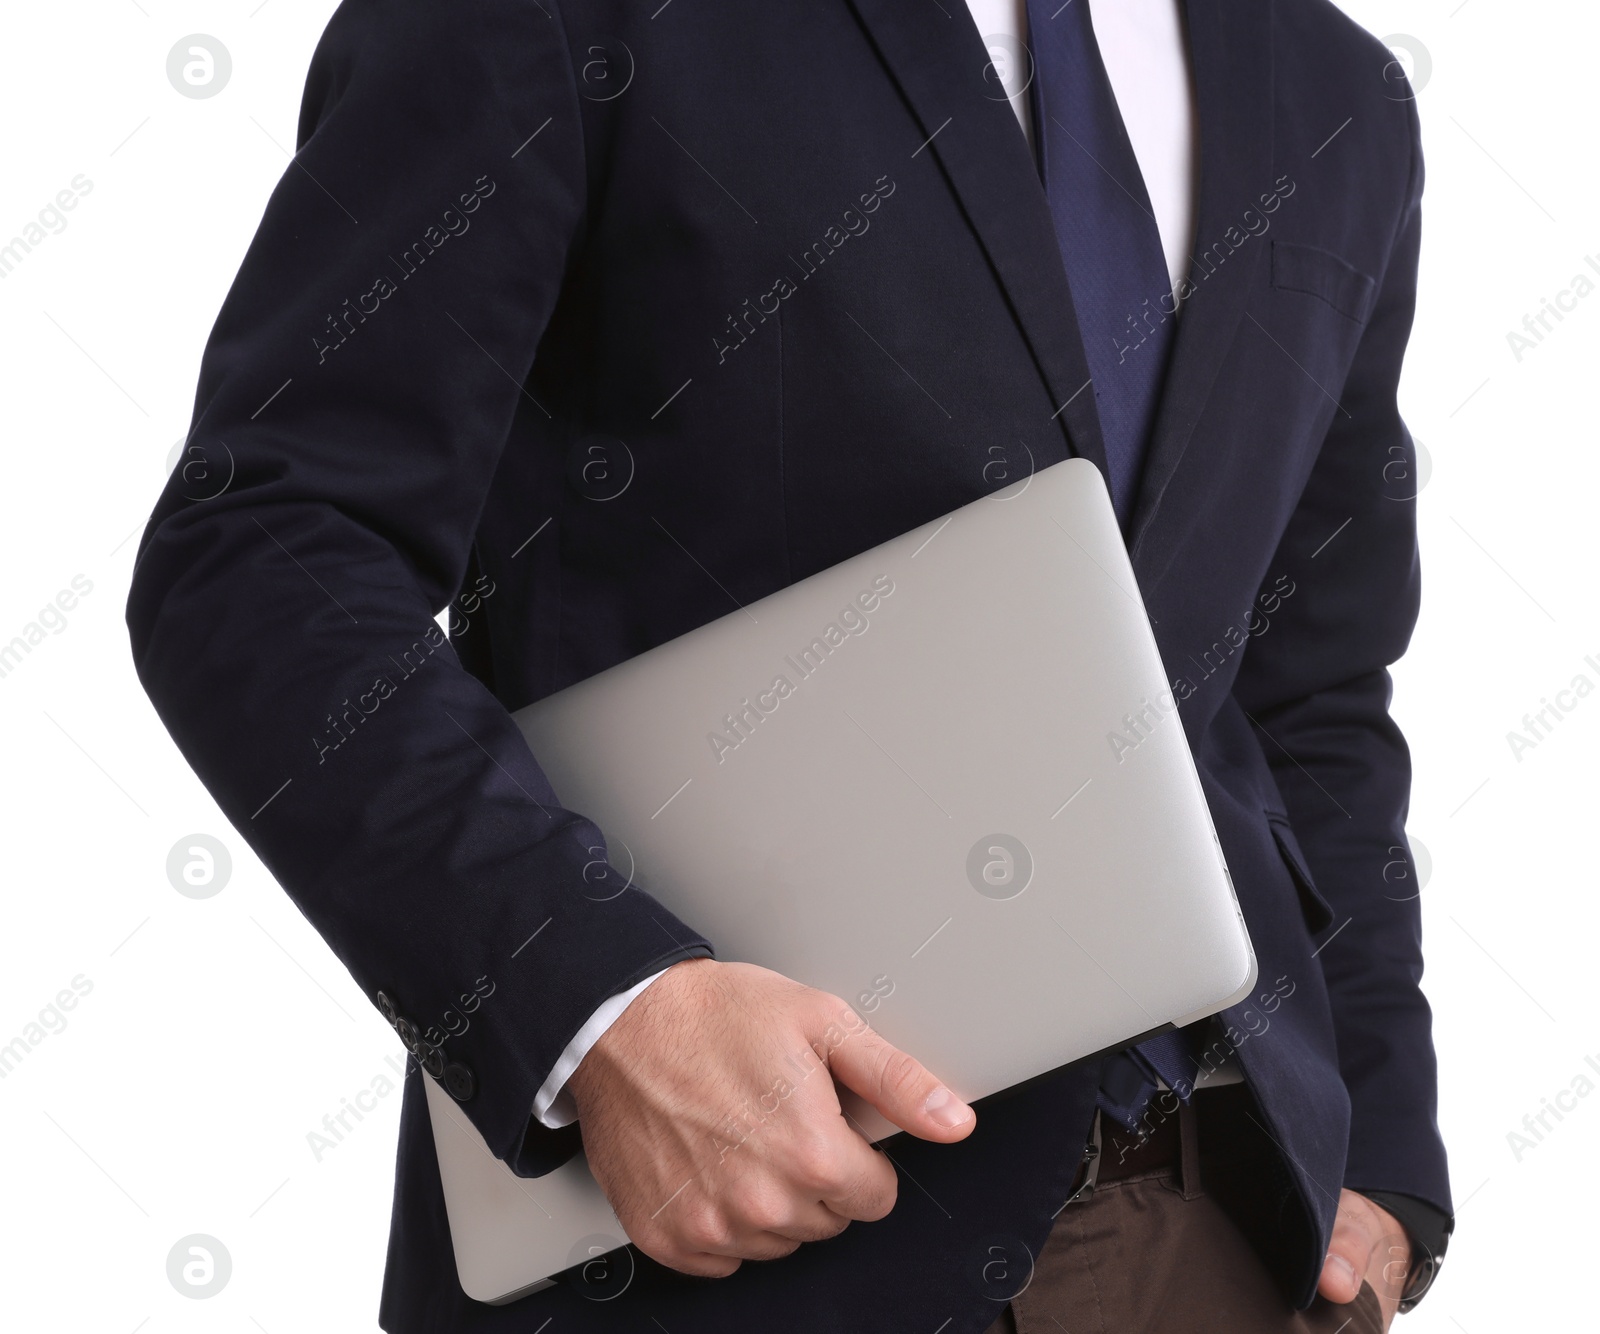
845, 0, 1108, 478
1127, 0, 1276, 563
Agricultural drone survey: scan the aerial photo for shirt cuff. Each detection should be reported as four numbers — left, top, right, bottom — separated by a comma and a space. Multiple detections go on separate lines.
531, 967, 671, 1129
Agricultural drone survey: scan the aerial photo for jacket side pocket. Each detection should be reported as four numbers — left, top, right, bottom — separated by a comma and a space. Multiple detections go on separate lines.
1266, 811, 1335, 934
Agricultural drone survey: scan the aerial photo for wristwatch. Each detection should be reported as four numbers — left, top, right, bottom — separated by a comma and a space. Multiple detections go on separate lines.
1362, 1190, 1452, 1313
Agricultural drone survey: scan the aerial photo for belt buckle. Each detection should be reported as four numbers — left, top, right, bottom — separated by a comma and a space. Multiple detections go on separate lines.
1060, 1110, 1103, 1210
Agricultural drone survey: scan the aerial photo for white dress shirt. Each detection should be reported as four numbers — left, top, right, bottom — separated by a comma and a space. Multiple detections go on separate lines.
532, 0, 1198, 1130
972, 0, 1198, 289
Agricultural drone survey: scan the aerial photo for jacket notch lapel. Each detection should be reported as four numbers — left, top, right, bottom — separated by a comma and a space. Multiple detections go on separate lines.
845, 0, 1108, 478
1128, 0, 1277, 566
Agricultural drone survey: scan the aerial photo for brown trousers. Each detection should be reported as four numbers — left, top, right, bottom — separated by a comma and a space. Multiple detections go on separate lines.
982, 1092, 1384, 1334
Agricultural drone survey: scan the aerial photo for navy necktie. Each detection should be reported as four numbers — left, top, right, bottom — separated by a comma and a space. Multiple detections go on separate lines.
1025, 0, 1178, 530
1025, 0, 1195, 1131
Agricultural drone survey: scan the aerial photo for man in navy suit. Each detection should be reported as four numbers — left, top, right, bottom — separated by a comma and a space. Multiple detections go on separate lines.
128, 0, 1451, 1329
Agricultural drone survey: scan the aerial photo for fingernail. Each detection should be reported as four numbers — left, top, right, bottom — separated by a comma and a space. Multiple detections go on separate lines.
924, 1086, 972, 1128
1324, 1254, 1357, 1291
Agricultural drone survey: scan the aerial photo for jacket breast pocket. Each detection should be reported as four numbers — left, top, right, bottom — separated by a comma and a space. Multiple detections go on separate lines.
1270, 241, 1377, 324
1266, 811, 1335, 934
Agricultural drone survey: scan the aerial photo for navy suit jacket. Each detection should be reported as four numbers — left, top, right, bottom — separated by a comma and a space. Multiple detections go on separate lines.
127, 0, 1449, 1330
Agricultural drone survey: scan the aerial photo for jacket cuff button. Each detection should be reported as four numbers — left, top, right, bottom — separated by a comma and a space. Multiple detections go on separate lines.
443, 1062, 476, 1102
420, 1043, 447, 1079
394, 1017, 422, 1055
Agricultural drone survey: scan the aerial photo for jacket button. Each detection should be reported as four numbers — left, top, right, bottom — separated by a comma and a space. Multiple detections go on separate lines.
443, 1061, 477, 1102
394, 1017, 422, 1056
420, 1043, 447, 1079
376, 991, 398, 1023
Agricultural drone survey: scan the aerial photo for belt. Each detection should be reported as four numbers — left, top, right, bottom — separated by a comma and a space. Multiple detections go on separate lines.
1062, 1094, 1193, 1206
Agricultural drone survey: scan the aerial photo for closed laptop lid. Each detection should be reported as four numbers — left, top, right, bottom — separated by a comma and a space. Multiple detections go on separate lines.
430, 457, 1255, 1300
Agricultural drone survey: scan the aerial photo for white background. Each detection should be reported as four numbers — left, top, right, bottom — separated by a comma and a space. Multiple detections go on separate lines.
0, 2, 1593, 1330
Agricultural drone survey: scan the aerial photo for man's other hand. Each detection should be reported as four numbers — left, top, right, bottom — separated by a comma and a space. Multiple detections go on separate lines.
1318, 1188, 1412, 1329
565, 957, 976, 1277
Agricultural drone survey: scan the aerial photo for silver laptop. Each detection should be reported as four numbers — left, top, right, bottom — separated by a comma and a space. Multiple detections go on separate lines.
425, 457, 1256, 1303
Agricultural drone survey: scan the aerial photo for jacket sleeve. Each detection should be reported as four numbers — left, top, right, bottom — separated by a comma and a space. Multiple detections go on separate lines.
125, 0, 712, 1176
1232, 99, 1450, 1216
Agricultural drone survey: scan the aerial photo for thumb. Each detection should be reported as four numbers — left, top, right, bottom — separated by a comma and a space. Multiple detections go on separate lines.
1317, 1247, 1363, 1305
819, 1009, 975, 1142
1318, 1201, 1375, 1304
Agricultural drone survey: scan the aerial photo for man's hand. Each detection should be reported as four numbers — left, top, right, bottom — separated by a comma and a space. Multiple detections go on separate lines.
1317, 1188, 1411, 1329
565, 957, 976, 1277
